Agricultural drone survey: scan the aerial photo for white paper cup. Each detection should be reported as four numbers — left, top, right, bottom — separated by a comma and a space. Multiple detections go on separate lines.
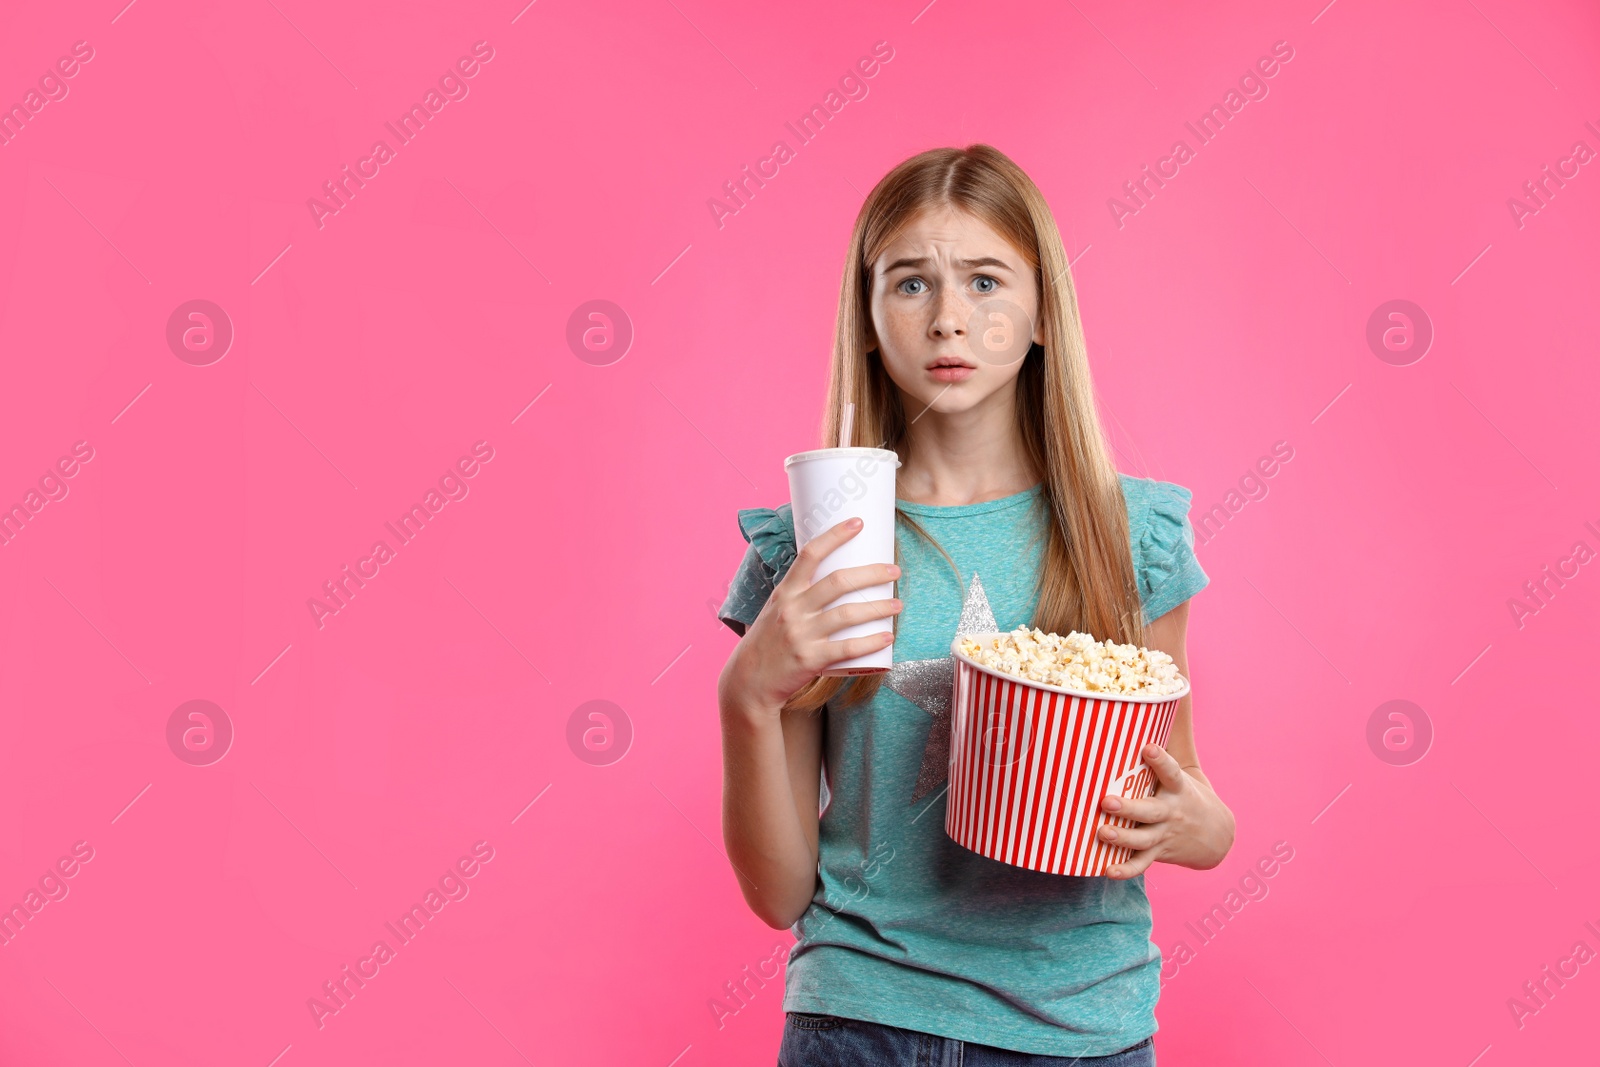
784, 447, 901, 676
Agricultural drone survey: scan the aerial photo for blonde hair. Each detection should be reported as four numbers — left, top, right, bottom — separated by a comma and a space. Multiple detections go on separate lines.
784, 144, 1142, 715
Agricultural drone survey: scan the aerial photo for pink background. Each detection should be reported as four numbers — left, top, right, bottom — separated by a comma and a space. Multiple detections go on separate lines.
1, 0, 1597, 1064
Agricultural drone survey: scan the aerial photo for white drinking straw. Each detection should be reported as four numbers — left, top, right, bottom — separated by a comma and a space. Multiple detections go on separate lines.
839, 401, 855, 449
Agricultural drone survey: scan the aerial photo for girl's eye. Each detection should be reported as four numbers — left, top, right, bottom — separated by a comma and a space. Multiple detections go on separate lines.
898, 278, 927, 295
973, 275, 998, 294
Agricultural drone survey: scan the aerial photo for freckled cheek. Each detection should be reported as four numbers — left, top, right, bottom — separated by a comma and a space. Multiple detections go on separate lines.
874, 305, 926, 366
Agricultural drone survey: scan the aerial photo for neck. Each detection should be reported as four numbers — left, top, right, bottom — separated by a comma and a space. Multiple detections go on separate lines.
895, 381, 1038, 506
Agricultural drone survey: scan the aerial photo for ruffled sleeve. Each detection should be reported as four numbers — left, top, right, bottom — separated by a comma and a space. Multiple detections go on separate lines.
1121, 475, 1210, 624
716, 504, 798, 637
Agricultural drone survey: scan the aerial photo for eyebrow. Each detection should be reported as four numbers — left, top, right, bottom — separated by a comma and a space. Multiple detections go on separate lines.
880, 256, 1015, 274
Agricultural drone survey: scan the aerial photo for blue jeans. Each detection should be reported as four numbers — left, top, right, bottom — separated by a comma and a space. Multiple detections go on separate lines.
777, 1013, 1156, 1066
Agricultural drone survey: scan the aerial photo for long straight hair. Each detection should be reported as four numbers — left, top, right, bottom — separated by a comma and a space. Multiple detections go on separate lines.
783, 144, 1142, 715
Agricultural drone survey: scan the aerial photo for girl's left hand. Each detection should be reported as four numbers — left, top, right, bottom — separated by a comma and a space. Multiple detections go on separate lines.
1098, 743, 1235, 879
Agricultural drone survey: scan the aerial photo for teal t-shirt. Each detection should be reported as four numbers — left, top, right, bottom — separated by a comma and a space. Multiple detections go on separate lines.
716, 474, 1209, 1058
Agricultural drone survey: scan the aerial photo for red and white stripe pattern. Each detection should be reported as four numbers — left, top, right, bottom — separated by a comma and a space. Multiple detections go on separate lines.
944, 650, 1182, 877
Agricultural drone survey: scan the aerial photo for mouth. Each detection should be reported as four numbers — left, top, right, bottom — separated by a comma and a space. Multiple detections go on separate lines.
924, 356, 977, 371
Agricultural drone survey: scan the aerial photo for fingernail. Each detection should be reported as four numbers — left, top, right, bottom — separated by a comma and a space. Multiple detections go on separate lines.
1103, 829, 1117, 841
1103, 797, 1121, 812
849, 517, 863, 527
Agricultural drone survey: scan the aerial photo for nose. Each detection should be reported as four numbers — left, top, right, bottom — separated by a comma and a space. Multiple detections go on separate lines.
929, 284, 968, 339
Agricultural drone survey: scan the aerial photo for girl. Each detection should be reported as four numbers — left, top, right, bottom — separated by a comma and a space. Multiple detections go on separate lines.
715, 145, 1235, 1066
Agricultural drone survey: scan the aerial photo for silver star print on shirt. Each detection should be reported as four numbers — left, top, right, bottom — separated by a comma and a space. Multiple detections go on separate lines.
885, 572, 997, 806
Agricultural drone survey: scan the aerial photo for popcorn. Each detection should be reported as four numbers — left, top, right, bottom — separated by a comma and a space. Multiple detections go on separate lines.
956, 626, 1187, 697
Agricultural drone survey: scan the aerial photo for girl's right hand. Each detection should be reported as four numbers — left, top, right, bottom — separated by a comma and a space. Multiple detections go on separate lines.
720, 516, 903, 717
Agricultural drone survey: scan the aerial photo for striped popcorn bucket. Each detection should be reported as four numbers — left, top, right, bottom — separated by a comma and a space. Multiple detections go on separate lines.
945, 635, 1188, 877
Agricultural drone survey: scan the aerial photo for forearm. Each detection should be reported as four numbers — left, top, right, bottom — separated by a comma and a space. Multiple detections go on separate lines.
717, 688, 819, 929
